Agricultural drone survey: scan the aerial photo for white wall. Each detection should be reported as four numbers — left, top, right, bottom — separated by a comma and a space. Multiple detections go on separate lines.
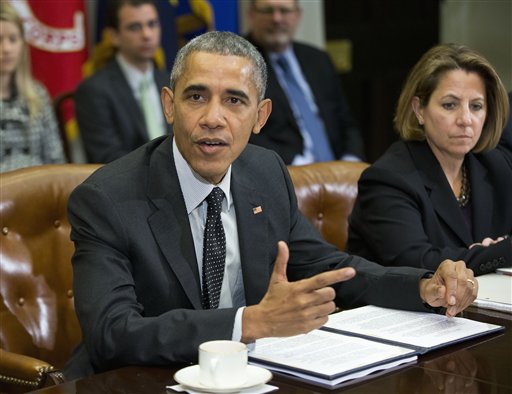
293, 0, 325, 48
440, 0, 512, 91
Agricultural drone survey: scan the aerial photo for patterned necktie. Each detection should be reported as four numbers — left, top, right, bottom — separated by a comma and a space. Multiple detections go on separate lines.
139, 77, 163, 140
201, 187, 226, 309
276, 56, 335, 162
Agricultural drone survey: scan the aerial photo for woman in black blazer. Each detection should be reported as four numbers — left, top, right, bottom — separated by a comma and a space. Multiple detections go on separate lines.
347, 44, 511, 276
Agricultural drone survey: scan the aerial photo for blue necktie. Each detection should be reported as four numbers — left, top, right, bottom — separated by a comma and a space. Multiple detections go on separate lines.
201, 187, 226, 309
276, 56, 335, 162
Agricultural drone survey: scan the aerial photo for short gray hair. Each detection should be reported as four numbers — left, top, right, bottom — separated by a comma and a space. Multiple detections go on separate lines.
170, 31, 268, 101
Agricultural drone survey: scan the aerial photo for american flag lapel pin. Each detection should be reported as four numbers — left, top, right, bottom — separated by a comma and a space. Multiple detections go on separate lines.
253, 206, 263, 215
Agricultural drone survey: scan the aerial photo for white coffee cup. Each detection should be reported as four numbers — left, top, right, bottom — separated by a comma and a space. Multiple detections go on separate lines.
198, 340, 248, 388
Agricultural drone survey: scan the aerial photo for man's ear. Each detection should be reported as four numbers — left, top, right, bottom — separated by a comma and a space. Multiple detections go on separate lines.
412, 96, 424, 125
107, 27, 120, 48
161, 87, 175, 124
252, 99, 272, 135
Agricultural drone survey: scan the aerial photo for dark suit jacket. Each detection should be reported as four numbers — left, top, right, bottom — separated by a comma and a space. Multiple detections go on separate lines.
75, 59, 172, 163
63, 137, 431, 379
347, 129, 512, 275
247, 38, 364, 164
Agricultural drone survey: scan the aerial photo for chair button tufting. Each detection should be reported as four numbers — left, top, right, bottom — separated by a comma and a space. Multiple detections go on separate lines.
18, 297, 25, 306
317, 212, 324, 220
54, 220, 61, 228
67, 290, 74, 298
2, 227, 8, 235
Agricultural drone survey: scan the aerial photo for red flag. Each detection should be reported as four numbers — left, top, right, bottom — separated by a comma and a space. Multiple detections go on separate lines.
8, 0, 88, 99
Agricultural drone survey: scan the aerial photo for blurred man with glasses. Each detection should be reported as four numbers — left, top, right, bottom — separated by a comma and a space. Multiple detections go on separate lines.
246, 0, 365, 165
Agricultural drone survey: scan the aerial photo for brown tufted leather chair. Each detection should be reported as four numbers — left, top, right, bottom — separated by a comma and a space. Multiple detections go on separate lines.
0, 160, 366, 392
288, 161, 369, 251
0, 164, 100, 392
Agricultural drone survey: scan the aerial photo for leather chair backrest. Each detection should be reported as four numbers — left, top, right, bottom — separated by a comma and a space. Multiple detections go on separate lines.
0, 160, 366, 378
288, 161, 368, 251
0, 164, 100, 370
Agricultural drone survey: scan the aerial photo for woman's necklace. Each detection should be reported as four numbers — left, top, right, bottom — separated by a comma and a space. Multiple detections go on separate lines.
456, 163, 470, 208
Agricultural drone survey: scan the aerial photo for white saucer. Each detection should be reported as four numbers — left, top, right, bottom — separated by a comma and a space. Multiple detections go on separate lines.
174, 364, 272, 393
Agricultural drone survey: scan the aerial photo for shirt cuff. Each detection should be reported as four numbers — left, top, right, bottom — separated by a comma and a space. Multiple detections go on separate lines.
339, 153, 362, 162
421, 272, 444, 313
231, 306, 245, 342
231, 306, 256, 351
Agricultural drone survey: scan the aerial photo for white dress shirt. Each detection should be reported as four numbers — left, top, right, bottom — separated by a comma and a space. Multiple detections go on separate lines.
173, 139, 246, 341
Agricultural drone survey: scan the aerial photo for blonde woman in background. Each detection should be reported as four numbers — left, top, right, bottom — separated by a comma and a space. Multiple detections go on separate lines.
0, 2, 65, 172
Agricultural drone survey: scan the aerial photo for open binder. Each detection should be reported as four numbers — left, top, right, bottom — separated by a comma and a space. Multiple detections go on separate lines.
249, 306, 504, 388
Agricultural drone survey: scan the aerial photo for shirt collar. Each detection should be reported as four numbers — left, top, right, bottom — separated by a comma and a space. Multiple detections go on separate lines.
173, 138, 232, 214
116, 52, 154, 94
269, 46, 295, 65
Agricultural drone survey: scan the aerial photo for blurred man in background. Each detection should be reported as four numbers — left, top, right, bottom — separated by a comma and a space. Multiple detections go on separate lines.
246, 0, 365, 165
76, 0, 171, 163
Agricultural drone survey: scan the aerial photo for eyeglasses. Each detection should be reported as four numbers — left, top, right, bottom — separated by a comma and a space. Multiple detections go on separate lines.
253, 6, 298, 16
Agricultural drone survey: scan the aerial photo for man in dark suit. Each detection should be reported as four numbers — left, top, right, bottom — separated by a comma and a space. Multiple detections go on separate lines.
63, 31, 476, 380
75, 0, 171, 163
246, 0, 364, 164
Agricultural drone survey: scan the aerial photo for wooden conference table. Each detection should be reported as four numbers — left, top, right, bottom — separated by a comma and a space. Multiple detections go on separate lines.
30, 307, 511, 394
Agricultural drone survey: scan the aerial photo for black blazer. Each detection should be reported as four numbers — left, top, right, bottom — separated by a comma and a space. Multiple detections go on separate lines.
64, 137, 431, 379
347, 129, 512, 275
75, 59, 172, 163
247, 38, 364, 164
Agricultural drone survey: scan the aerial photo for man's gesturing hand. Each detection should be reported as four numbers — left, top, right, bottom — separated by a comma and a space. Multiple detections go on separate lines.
241, 241, 356, 343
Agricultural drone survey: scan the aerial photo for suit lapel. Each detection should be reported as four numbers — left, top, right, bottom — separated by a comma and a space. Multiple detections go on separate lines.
467, 155, 493, 241
411, 143, 473, 245
265, 57, 297, 126
110, 61, 148, 139
294, 44, 316, 93
293, 44, 325, 113
146, 139, 202, 309
293, 44, 334, 145
231, 164, 270, 305
246, 34, 293, 123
